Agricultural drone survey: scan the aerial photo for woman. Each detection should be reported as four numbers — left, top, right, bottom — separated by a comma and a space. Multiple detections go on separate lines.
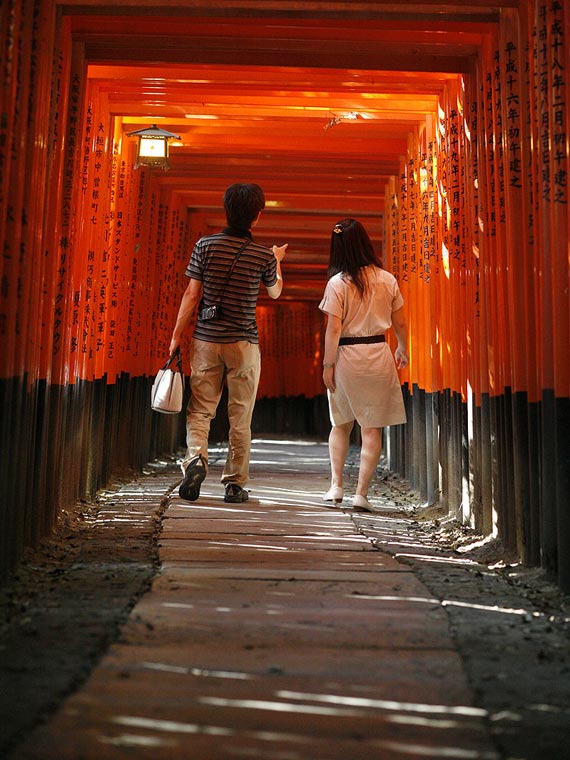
319, 218, 409, 511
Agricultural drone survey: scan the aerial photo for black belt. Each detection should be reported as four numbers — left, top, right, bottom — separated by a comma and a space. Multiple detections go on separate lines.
339, 335, 385, 346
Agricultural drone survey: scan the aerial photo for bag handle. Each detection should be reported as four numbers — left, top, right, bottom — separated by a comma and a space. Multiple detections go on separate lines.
164, 346, 183, 373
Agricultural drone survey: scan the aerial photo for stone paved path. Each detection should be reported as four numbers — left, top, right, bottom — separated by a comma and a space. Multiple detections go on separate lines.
10, 440, 501, 759
6, 439, 570, 759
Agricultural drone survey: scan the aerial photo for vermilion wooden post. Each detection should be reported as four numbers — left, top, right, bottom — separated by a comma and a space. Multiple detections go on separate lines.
104, 116, 124, 383
462, 70, 486, 533
39, 15, 72, 382
51, 40, 87, 387
469, 63, 490, 407
531, 0, 570, 590
0, 0, 14, 298
404, 135, 419, 395
477, 33, 500, 406
548, 0, 570, 591
78, 82, 102, 381
0, 0, 24, 573
20, 0, 43, 385
115, 137, 138, 375
421, 118, 438, 397
93, 92, 113, 382
435, 84, 453, 399
547, 5, 570, 401
499, 8, 534, 559
515, 0, 543, 566
2, 0, 29, 385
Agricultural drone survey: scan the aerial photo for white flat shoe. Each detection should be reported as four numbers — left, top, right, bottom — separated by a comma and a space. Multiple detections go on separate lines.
352, 494, 373, 512
323, 486, 343, 503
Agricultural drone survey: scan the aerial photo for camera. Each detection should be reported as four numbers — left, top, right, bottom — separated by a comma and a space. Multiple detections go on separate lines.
201, 304, 220, 321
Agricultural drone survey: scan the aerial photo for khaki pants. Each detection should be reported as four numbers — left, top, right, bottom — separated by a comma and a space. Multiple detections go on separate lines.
183, 339, 261, 486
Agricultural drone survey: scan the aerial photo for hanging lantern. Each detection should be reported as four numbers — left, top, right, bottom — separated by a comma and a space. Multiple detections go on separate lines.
127, 124, 181, 170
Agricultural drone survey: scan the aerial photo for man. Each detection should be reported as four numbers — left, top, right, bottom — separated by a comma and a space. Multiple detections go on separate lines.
169, 183, 288, 503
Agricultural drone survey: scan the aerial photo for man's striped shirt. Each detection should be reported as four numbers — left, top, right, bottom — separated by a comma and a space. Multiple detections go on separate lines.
185, 231, 278, 343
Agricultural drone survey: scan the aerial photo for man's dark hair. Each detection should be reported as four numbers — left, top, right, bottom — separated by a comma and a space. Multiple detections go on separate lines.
223, 183, 266, 229
328, 218, 382, 296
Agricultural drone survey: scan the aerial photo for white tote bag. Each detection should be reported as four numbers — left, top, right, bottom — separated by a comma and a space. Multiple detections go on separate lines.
151, 349, 184, 414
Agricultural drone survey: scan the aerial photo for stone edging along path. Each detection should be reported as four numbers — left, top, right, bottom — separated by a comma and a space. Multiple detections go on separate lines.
0, 458, 179, 756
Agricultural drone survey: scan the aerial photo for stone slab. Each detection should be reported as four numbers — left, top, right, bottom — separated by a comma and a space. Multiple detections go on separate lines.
93, 642, 475, 705
158, 565, 415, 582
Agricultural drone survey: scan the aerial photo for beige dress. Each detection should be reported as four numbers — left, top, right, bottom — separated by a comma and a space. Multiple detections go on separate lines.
319, 265, 407, 428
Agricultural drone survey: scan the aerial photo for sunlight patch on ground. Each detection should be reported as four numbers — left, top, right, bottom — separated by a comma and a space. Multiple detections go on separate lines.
375, 741, 497, 759
275, 691, 488, 717
112, 716, 232, 735
100, 733, 177, 748
207, 541, 290, 551
199, 696, 368, 717
107, 716, 321, 751
251, 439, 323, 447
393, 552, 482, 567
347, 594, 535, 617
141, 662, 253, 679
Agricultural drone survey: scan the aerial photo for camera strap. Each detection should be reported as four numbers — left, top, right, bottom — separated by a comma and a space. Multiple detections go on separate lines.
209, 238, 251, 307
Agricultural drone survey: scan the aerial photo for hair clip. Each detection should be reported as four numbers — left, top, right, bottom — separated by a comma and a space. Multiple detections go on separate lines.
333, 224, 343, 234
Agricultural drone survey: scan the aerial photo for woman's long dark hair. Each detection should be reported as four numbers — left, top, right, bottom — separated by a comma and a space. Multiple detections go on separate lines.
328, 218, 382, 296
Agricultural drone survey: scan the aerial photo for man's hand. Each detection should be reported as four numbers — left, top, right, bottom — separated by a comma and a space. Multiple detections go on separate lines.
168, 278, 203, 356
267, 244, 287, 299
272, 243, 288, 262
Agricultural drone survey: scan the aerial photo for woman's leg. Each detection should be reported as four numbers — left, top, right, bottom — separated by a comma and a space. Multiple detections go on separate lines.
356, 426, 383, 496
328, 421, 354, 487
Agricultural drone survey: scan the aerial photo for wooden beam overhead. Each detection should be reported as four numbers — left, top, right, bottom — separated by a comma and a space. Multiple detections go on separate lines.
60, 0, 511, 21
